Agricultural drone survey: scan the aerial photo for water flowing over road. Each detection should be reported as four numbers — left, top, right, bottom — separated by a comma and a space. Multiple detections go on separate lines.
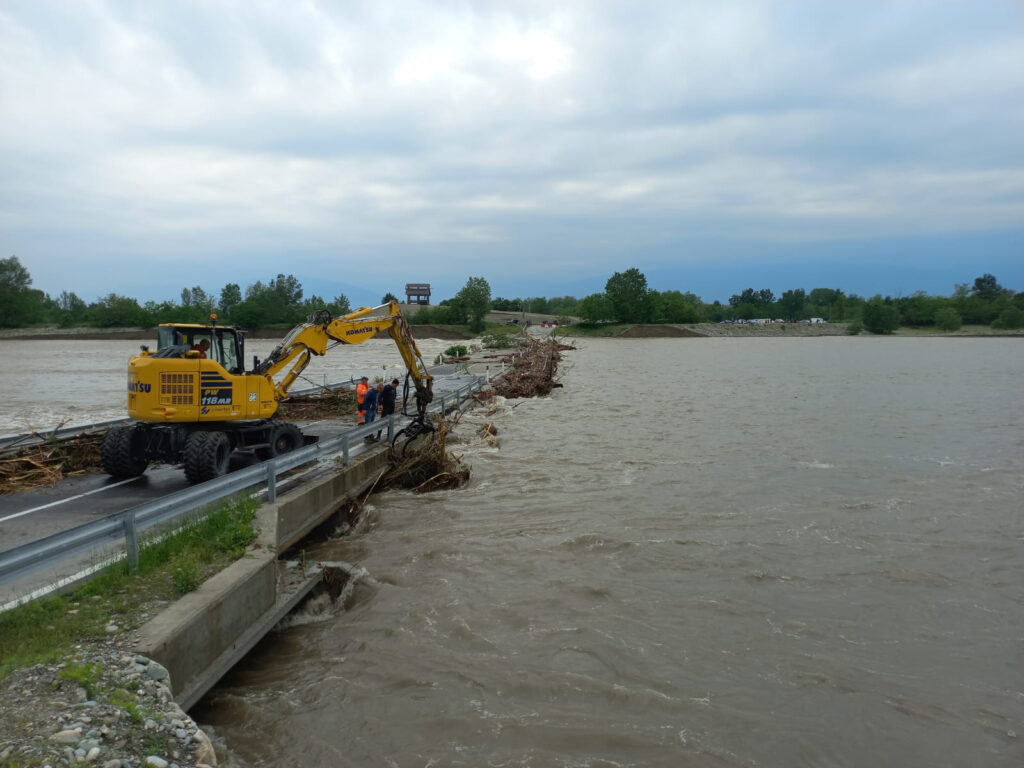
182, 337, 1023, 767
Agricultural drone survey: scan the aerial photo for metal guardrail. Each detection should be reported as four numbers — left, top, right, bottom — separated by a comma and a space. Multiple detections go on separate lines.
0, 376, 489, 594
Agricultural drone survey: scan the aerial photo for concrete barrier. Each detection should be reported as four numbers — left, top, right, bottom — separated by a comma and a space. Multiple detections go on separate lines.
133, 446, 392, 710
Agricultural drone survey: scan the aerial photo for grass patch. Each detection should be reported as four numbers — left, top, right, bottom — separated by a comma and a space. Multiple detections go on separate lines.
0, 497, 258, 680
56, 661, 103, 699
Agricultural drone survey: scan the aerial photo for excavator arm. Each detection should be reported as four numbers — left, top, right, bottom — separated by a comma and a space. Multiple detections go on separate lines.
254, 301, 434, 414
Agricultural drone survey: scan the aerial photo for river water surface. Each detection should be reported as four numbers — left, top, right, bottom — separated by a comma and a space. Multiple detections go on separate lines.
176, 337, 1022, 767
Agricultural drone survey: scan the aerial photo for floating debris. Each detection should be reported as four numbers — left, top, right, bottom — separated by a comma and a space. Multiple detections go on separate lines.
491, 337, 574, 399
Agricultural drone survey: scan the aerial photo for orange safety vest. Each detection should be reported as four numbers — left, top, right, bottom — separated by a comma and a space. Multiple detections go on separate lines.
356, 382, 369, 423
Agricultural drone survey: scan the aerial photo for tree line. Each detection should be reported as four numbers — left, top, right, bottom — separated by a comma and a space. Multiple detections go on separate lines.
2, 255, 1021, 334
569, 268, 1024, 333
0, 257, 355, 330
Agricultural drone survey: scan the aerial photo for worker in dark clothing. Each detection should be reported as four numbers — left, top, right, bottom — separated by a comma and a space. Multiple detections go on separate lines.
362, 383, 381, 441
377, 378, 399, 440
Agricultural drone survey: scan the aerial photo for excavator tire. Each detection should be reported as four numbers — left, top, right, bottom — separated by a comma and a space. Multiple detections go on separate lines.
183, 432, 210, 484
184, 431, 231, 484
260, 423, 303, 460
101, 426, 149, 479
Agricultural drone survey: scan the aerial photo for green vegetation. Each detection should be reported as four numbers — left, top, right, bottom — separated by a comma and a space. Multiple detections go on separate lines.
442, 345, 469, 357
57, 661, 103, 700
480, 326, 528, 348
862, 297, 901, 334
0, 497, 257, 680
934, 307, 963, 332
3, 255, 1021, 335
457, 276, 492, 333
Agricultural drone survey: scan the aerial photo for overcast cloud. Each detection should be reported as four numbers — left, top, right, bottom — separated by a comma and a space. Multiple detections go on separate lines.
2, 0, 1022, 305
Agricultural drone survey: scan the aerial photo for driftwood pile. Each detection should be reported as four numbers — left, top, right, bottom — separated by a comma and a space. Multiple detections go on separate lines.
381, 416, 470, 493
278, 387, 358, 420
491, 337, 574, 398
0, 432, 105, 494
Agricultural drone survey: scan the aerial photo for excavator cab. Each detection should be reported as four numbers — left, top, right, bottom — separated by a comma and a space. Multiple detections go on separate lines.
153, 324, 245, 375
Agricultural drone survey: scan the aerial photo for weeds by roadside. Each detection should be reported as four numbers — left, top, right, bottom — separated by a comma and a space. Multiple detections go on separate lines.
0, 497, 258, 680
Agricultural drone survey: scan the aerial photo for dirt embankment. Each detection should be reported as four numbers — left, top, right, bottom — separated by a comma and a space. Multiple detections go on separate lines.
618, 325, 706, 338
691, 322, 851, 337
0, 327, 153, 341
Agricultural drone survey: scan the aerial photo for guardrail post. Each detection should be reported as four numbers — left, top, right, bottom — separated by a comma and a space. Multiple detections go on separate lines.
267, 459, 277, 502
123, 513, 139, 573
341, 433, 350, 465
387, 413, 395, 442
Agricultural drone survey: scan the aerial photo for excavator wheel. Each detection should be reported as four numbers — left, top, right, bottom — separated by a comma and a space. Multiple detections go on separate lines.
183, 431, 231, 483
101, 425, 149, 479
183, 432, 210, 484
259, 423, 304, 460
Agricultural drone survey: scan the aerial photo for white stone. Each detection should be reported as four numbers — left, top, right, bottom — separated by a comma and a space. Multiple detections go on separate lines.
49, 730, 81, 745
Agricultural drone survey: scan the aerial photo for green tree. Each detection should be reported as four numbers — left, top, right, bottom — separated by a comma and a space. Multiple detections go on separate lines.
219, 283, 242, 319
896, 291, 942, 326
381, 292, 398, 304
972, 273, 1003, 301
729, 288, 774, 309
56, 290, 87, 327
777, 289, 807, 320
457, 276, 492, 333
240, 274, 306, 325
0, 256, 42, 327
328, 293, 352, 316
548, 296, 579, 316
862, 297, 900, 334
652, 290, 700, 323
491, 297, 522, 311
87, 294, 150, 328
180, 285, 215, 322
991, 306, 1024, 330
605, 268, 652, 323
934, 307, 962, 331
578, 292, 614, 324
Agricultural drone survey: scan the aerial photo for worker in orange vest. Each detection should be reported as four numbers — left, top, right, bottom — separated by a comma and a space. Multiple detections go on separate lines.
356, 376, 369, 425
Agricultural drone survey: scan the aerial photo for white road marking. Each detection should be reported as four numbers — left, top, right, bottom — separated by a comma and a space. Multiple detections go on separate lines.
0, 477, 140, 523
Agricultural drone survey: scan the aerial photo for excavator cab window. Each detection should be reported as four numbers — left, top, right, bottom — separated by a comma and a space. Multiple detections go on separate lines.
213, 328, 243, 375
153, 326, 242, 374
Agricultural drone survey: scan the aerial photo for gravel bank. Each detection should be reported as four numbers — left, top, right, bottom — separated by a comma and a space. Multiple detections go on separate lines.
0, 633, 217, 767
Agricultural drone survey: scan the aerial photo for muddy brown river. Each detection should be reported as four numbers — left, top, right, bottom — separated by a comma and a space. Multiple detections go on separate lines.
175, 337, 1021, 767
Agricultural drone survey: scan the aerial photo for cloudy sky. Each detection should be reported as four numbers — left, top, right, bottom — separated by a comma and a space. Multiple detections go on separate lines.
2, 1, 1022, 307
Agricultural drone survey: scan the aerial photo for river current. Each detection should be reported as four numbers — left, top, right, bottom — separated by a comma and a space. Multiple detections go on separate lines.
3, 336, 1022, 766
185, 337, 1021, 767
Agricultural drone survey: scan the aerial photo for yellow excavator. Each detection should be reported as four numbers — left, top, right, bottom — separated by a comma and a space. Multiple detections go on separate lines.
102, 301, 434, 483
